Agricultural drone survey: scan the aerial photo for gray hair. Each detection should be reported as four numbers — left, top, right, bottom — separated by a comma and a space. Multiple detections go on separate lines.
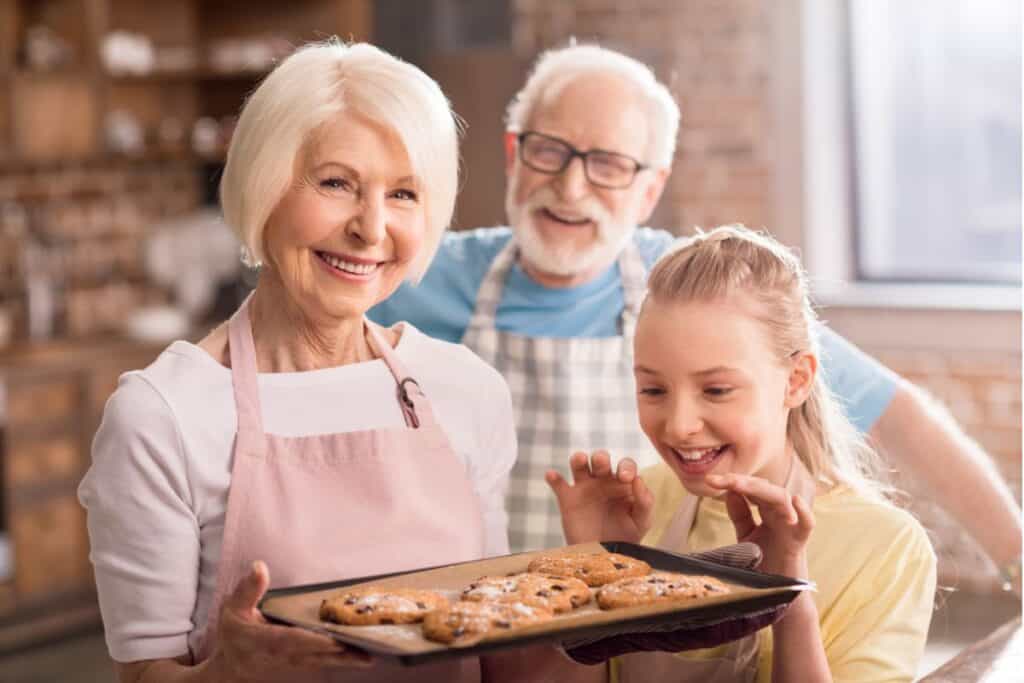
220, 39, 460, 281
505, 43, 679, 168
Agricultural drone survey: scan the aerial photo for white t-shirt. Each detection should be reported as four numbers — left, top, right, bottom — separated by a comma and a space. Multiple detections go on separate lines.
78, 323, 516, 663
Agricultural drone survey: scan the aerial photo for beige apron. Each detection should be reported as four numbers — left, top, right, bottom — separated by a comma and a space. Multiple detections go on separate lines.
194, 299, 485, 681
618, 457, 818, 683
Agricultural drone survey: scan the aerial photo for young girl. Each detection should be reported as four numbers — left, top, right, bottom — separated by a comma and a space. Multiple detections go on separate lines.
547, 225, 936, 682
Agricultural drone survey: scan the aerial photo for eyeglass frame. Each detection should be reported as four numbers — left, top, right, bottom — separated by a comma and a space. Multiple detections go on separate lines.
515, 131, 649, 189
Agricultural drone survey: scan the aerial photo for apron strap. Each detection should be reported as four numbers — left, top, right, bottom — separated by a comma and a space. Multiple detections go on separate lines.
617, 241, 647, 340
365, 323, 434, 430
465, 236, 649, 336
466, 239, 517, 331
227, 296, 265, 455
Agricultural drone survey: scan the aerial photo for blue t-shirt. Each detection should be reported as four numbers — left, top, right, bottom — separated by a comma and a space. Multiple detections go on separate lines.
369, 227, 898, 432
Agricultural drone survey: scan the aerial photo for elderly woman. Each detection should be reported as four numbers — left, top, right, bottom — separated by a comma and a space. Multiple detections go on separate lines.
78, 41, 543, 682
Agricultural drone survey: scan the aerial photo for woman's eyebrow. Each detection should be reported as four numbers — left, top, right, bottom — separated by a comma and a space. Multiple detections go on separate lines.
311, 161, 359, 177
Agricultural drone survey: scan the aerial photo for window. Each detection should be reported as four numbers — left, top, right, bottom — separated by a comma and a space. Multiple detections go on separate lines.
848, 0, 1021, 284
802, 0, 1021, 308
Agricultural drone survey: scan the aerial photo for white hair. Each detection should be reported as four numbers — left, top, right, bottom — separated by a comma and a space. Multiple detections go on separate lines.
220, 39, 460, 281
505, 43, 679, 169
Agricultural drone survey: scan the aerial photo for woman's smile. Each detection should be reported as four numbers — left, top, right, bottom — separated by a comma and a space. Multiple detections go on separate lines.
314, 249, 386, 282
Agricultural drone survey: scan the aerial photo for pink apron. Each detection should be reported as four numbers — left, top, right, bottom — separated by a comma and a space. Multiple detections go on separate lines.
617, 457, 818, 683
195, 301, 485, 681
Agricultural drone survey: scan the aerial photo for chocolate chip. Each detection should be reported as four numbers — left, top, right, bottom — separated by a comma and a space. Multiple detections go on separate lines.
344, 597, 357, 605
355, 606, 373, 614
453, 627, 465, 637
551, 584, 565, 591
416, 601, 427, 609
536, 590, 549, 597
613, 562, 627, 569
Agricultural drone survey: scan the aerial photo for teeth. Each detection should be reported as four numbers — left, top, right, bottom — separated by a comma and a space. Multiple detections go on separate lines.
675, 446, 721, 461
320, 252, 378, 275
546, 208, 589, 223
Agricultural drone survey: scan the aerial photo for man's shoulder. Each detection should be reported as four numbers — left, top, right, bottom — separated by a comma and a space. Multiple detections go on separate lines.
437, 226, 514, 265
632, 227, 678, 270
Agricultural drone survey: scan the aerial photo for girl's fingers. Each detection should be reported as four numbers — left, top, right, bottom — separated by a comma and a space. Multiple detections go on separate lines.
792, 494, 815, 541
569, 452, 591, 484
590, 451, 613, 479
615, 457, 637, 483
545, 470, 571, 505
631, 475, 655, 529
723, 490, 757, 540
706, 474, 796, 524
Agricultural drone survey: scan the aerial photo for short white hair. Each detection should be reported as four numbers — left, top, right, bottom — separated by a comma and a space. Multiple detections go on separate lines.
220, 39, 460, 281
505, 44, 679, 169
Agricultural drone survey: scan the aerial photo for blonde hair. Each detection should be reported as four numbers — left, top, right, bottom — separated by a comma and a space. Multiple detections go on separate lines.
505, 43, 679, 169
220, 39, 461, 281
646, 225, 888, 499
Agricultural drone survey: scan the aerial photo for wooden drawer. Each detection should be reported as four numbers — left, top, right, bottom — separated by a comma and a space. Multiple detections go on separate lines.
11, 495, 91, 598
5, 434, 82, 489
5, 376, 79, 426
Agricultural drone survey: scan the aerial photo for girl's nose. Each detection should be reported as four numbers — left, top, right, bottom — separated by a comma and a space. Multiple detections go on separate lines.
664, 398, 704, 441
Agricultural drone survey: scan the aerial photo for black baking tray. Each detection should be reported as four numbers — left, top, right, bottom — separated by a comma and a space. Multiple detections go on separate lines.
259, 541, 810, 666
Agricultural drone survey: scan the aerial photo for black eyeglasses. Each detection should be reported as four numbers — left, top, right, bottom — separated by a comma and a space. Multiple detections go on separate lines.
517, 131, 648, 189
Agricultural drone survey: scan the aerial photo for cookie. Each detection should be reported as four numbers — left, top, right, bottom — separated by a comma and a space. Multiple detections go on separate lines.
460, 573, 592, 613
318, 587, 449, 625
596, 571, 731, 610
422, 601, 554, 645
527, 552, 651, 587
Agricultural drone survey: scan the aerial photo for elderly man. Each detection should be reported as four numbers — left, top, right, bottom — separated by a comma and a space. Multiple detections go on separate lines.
370, 44, 1021, 591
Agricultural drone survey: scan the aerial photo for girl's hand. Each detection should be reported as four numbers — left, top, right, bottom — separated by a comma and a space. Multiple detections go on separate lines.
705, 473, 814, 578
206, 561, 374, 681
546, 450, 655, 546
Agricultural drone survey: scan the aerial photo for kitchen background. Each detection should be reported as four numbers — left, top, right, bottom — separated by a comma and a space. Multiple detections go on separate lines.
0, 0, 1019, 680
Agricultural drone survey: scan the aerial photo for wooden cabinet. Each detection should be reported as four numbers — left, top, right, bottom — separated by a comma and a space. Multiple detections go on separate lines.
0, 338, 163, 652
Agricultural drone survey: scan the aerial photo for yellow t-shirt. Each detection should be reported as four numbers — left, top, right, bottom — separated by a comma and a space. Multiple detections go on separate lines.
614, 463, 937, 683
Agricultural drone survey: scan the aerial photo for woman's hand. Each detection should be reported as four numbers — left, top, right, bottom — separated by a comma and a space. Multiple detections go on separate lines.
704, 473, 814, 578
546, 451, 655, 546
205, 561, 374, 681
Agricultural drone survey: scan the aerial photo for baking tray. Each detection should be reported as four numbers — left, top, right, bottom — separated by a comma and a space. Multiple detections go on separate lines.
259, 541, 811, 665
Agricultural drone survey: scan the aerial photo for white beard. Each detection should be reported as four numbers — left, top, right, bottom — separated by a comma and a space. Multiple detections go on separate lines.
505, 178, 636, 278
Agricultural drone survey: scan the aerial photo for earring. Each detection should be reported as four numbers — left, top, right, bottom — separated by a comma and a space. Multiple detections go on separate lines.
239, 245, 263, 269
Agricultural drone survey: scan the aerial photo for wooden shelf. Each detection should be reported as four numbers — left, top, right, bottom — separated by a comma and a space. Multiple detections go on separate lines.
108, 68, 269, 84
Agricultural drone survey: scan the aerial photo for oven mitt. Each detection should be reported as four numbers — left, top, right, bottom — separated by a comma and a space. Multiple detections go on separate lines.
561, 542, 790, 666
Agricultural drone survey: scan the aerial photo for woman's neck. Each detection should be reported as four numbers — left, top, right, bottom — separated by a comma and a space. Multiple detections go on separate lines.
248, 278, 375, 372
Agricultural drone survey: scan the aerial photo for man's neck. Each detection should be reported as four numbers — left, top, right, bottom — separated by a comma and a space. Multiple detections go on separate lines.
519, 259, 610, 289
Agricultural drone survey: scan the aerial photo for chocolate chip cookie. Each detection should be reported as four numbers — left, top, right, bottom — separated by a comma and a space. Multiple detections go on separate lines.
318, 587, 449, 625
527, 552, 651, 587
422, 601, 554, 646
461, 573, 592, 613
596, 571, 731, 610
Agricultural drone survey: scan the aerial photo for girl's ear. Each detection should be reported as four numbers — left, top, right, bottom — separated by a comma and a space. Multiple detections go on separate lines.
784, 351, 817, 408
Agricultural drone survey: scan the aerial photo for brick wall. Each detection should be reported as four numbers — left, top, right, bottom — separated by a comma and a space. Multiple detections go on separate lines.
511, 0, 1021, 593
